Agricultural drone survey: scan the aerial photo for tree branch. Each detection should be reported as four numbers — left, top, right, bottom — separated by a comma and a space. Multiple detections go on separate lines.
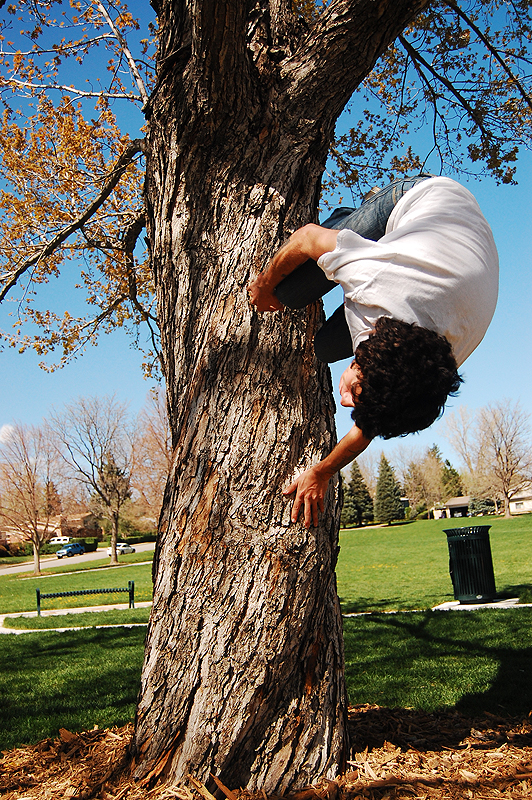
0, 77, 140, 101
0, 35, 116, 58
0, 138, 147, 303
398, 34, 490, 136
444, 0, 532, 114
281, 0, 431, 120
93, 0, 150, 107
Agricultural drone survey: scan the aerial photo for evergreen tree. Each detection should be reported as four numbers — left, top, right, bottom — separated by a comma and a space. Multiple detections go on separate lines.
43, 480, 62, 518
350, 461, 374, 526
374, 454, 404, 525
468, 497, 496, 516
340, 462, 373, 527
441, 459, 464, 500
340, 474, 357, 528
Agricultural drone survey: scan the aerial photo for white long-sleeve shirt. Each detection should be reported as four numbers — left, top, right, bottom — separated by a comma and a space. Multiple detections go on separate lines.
317, 177, 499, 366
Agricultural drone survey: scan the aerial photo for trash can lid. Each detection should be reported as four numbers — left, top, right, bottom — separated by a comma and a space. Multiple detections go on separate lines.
443, 525, 491, 538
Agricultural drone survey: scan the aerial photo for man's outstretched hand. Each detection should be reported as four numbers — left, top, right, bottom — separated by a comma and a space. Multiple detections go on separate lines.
247, 274, 283, 312
283, 466, 331, 528
282, 426, 372, 528
248, 224, 339, 313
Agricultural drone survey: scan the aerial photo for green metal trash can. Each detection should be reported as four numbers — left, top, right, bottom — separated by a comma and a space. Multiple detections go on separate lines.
443, 525, 496, 604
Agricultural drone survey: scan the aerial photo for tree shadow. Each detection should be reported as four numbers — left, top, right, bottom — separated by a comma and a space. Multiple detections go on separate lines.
339, 590, 456, 614
339, 596, 413, 614
344, 609, 532, 753
496, 582, 532, 603
348, 702, 532, 755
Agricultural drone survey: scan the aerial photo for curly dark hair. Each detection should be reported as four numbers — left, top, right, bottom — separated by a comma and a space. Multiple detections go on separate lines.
352, 317, 463, 440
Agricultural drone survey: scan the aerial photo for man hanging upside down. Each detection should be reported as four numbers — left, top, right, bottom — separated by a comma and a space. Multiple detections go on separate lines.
247, 175, 499, 527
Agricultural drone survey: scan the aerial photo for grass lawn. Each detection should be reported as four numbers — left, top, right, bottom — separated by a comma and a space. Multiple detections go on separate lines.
0, 628, 146, 750
0, 515, 530, 752
2, 608, 531, 751
0, 562, 154, 615
337, 515, 532, 612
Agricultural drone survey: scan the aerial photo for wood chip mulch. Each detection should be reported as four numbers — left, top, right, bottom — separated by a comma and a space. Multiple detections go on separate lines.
1, 705, 532, 800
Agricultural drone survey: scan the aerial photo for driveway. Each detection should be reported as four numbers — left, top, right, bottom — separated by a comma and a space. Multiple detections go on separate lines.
0, 541, 156, 576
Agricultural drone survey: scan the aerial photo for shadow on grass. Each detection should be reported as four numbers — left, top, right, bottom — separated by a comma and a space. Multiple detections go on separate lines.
344, 608, 532, 731
339, 596, 408, 614
497, 582, 532, 603
0, 628, 146, 750
339, 592, 456, 614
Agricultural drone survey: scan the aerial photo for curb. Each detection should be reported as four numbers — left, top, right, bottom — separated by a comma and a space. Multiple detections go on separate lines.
0, 601, 153, 634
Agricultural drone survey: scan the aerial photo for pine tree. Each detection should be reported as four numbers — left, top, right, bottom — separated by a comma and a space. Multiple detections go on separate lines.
43, 480, 62, 517
350, 461, 374, 526
374, 454, 404, 525
441, 459, 464, 500
340, 474, 357, 528
341, 462, 374, 527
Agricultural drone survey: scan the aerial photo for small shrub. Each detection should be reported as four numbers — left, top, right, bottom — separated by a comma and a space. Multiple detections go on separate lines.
7, 542, 33, 557
71, 538, 99, 552
40, 543, 61, 555
125, 533, 157, 545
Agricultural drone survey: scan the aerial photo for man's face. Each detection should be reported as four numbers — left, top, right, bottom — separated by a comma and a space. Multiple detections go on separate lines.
339, 360, 362, 408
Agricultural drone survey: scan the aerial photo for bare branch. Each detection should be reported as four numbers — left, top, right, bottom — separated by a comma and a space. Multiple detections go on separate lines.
0, 77, 139, 101
0, 138, 147, 303
0, 35, 116, 57
94, 0, 150, 106
398, 34, 489, 136
444, 0, 532, 114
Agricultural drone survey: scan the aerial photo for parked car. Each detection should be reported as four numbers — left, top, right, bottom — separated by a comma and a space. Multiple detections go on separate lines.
49, 536, 70, 545
107, 542, 136, 556
56, 542, 85, 558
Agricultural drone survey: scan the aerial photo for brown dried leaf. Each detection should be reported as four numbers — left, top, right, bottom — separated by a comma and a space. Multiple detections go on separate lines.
59, 728, 78, 743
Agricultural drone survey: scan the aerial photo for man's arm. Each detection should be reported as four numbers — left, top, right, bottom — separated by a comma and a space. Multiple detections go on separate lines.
248, 224, 338, 312
283, 424, 372, 528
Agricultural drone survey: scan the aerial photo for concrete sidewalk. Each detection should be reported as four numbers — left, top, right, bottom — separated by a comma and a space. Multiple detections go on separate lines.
0, 601, 153, 634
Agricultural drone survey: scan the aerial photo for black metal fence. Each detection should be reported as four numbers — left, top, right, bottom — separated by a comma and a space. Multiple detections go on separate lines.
36, 581, 135, 616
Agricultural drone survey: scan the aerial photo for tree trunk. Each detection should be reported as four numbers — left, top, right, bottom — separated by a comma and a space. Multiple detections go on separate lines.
109, 513, 119, 566
32, 541, 41, 577
132, 0, 431, 789
504, 495, 511, 518
133, 112, 346, 791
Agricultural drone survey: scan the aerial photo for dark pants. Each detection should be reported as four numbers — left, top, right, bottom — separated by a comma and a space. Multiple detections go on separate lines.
274, 174, 433, 362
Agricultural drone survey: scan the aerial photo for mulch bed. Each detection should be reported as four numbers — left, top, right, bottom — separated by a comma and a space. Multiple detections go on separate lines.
1, 705, 531, 800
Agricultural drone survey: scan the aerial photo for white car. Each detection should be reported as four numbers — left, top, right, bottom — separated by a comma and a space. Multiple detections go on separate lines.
107, 543, 136, 556
49, 536, 70, 545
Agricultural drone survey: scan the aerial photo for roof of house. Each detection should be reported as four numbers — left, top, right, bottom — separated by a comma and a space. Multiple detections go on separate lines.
510, 489, 532, 502
445, 496, 471, 508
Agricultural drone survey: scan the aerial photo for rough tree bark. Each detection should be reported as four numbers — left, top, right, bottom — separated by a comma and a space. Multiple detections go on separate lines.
132, 0, 430, 790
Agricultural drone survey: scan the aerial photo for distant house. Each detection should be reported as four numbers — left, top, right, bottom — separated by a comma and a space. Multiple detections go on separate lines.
431, 507, 447, 520
427, 496, 470, 519
509, 485, 532, 515
444, 496, 471, 518
60, 513, 102, 539
1, 512, 102, 545
1, 516, 61, 544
